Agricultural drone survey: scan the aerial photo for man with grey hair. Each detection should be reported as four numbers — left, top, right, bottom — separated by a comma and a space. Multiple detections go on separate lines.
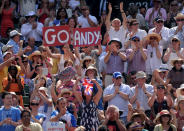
102, 105, 126, 131
106, 2, 127, 49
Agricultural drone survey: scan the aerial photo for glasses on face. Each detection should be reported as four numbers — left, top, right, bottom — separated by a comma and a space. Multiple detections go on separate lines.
175, 61, 183, 65
28, 16, 35, 18
116, 77, 122, 80
30, 103, 39, 106
157, 86, 165, 89
150, 37, 157, 40
176, 19, 184, 22
85, 60, 91, 63
81, 8, 88, 11
172, 39, 179, 42
171, 4, 177, 6
133, 39, 140, 42
22, 60, 28, 63
157, 21, 164, 23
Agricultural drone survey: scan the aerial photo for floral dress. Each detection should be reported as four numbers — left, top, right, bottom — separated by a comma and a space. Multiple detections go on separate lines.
80, 100, 99, 131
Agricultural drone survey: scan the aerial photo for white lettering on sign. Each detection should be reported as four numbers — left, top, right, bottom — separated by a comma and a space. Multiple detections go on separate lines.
74, 31, 100, 46
57, 30, 69, 43
45, 29, 56, 45
44, 29, 69, 45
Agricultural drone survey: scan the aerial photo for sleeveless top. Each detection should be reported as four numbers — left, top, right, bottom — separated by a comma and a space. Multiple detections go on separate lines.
80, 100, 99, 131
151, 97, 169, 119
176, 112, 184, 131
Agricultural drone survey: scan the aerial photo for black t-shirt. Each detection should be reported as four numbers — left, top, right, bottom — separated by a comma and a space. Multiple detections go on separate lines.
106, 120, 122, 131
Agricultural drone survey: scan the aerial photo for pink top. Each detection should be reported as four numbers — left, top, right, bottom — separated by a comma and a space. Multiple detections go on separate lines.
145, 7, 167, 28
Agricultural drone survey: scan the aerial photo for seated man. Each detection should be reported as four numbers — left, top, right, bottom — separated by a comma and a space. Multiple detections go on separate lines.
0, 92, 21, 131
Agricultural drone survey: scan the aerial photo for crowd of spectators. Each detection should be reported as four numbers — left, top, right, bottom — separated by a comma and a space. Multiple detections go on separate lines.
0, 0, 184, 130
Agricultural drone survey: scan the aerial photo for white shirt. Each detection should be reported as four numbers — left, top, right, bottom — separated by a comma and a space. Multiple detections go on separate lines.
77, 15, 98, 28
148, 26, 170, 49
21, 22, 43, 42
146, 45, 163, 74
126, 29, 147, 41
169, 26, 184, 47
108, 26, 127, 49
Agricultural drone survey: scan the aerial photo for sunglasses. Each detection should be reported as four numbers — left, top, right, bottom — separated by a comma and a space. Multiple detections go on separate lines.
85, 60, 91, 62
157, 86, 165, 89
172, 39, 179, 42
176, 19, 184, 22
175, 61, 183, 64
171, 4, 177, 6
27, 16, 35, 18
22, 60, 28, 63
133, 39, 140, 42
116, 77, 122, 80
157, 21, 164, 23
150, 37, 157, 40
81, 8, 88, 11
30, 103, 39, 106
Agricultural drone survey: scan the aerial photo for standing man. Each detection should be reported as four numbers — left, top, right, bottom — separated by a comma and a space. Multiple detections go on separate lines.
104, 38, 126, 87
77, 5, 98, 28
21, 11, 43, 43
0, 92, 21, 131
169, 13, 184, 47
106, 2, 127, 49
103, 72, 131, 124
6, 30, 22, 54
130, 71, 154, 117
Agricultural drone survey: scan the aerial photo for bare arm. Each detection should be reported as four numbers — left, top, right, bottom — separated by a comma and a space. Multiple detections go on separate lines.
93, 80, 103, 105
73, 79, 82, 104
155, 46, 162, 59
0, 0, 5, 14
105, 3, 112, 31
118, 52, 126, 61
140, 48, 147, 61
120, 2, 127, 29
163, 48, 172, 63
148, 93, 156, 107
104, 51, 112, 63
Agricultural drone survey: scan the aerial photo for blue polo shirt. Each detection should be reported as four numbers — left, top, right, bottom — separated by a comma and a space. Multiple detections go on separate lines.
0, 106, 21, 131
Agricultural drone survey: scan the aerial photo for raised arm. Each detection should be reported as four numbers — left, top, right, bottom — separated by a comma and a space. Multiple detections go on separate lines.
120, 2, 127, 29
73, 79, 83, 104
92, 79, 103, 105
0, 0, 5, 14
105, 3, 112, 31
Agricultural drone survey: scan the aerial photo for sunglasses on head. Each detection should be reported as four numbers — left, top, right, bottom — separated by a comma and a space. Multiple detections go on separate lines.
176, 19, 184, 22
133, 39, 140, 42
172, 39, 179, 42
132, 23, 139, 26
31, 103, 39, 106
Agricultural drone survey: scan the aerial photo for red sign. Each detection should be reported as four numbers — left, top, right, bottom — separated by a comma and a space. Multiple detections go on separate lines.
43, 26, 70, 46
73, 27, 101, 47
43, 26, 101, 47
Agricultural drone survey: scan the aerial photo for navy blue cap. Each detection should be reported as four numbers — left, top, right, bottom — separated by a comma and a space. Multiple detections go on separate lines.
131, 36, 140, 41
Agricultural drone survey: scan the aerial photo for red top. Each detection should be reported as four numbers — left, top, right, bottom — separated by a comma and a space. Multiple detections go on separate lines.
0, 7, 14, 38
38, 9, 48, 24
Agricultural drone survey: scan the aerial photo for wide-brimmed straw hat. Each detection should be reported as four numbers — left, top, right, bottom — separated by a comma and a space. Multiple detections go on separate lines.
171, 58, 184, 66
174, 13, 184, 20
85, 65, 97, 76
146, 33, 161, 42
28, 51, 44, 61
130, 112, 146, 122
154, 110, 172, 123
135, 71, 146, 80
59, 88, 72, 97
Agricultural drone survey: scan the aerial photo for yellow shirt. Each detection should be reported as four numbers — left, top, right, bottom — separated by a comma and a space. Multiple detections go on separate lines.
52, 58, 60, 74
15, 122, 43, 131
0, 66, 8, 92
